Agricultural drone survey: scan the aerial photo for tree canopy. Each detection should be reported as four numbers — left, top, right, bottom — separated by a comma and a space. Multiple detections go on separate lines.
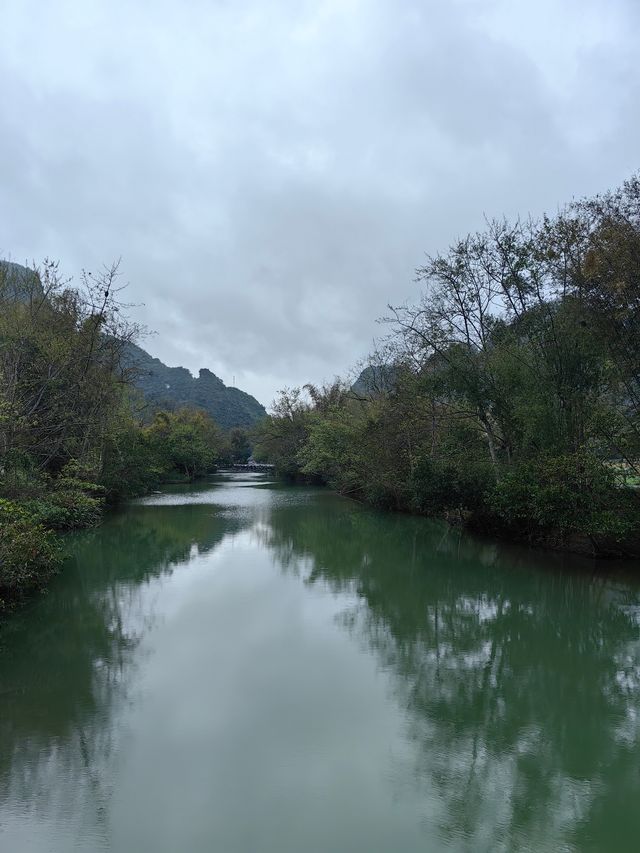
254, 175, 640, 555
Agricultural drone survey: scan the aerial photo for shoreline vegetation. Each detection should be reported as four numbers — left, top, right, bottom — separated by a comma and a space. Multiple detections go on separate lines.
2, 173, 640, 613
0, 260, 254, 614
252, 175, 640, 559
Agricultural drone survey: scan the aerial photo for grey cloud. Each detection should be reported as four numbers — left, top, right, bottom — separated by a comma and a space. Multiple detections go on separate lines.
2, 0, 639, 405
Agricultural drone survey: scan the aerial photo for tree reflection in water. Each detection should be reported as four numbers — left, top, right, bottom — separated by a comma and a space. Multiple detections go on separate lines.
260, 494, 640, 852
1, 483, 639, 852
0, 501, 250, 839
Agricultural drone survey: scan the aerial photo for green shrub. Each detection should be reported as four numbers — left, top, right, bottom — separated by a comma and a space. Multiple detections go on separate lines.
23, 489, 103, 530
489, 454, 637, 541
19, 498, 69, 529
361, 480, 405, 511
0, 499, 62, 612
410, 457, 494, 516
20, 466, 105, 531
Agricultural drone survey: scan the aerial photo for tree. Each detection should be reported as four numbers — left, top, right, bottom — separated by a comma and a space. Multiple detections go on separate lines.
252, 388, 313, 479
145, 408, 222, 480
229, 427, 251, 464
0, 259, 140, 484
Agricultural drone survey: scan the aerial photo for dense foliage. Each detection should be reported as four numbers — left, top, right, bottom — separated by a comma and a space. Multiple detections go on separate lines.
0, 499, 62, 612
0, 260, 242, 610
254, 176, 640, 555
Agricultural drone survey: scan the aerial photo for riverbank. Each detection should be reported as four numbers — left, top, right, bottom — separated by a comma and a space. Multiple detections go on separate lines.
270, 464, 640, 560
252, 177, 640, 562
0, 467, 224, 616
3, 461, 637, 620
0, 469, 106, 614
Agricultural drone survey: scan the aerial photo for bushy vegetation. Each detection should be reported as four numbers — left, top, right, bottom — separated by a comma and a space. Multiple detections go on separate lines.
0, 260, 241, 610
0, 499, 62, 612
254, 175, 640, 555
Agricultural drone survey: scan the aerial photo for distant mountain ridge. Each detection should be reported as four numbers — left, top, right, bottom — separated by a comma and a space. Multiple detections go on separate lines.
0, 260, 42, 300
351, 364, 398, 397
123, 342, 266, 429
0, 260, 266, 430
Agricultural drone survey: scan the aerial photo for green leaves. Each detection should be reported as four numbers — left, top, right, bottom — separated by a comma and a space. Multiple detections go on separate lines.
489, 455, 637, 544
0, 498, 62, 613
257, 175, 640, 554
144, 408, 223, 481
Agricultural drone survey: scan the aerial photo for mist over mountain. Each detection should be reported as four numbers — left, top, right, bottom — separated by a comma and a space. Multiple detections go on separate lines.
0, 260, 42, 300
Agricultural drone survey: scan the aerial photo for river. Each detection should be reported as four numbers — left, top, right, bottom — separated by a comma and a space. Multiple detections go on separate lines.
1, 472, 639, 852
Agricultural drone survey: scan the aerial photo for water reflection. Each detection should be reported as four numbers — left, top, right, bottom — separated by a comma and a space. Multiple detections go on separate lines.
0, 496, 252, 845
261, 495, 640, 852
0, 477, 639, 852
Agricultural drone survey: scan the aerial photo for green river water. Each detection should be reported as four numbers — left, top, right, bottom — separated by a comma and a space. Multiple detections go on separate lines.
1, 472, 640, 852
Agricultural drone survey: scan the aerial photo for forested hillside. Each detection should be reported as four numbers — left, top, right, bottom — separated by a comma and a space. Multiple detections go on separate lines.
254, 175, 640, 556
123, 343, 265, 429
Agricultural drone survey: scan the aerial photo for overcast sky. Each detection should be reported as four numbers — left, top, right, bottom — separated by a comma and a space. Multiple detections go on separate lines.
2, 0, 639, 406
